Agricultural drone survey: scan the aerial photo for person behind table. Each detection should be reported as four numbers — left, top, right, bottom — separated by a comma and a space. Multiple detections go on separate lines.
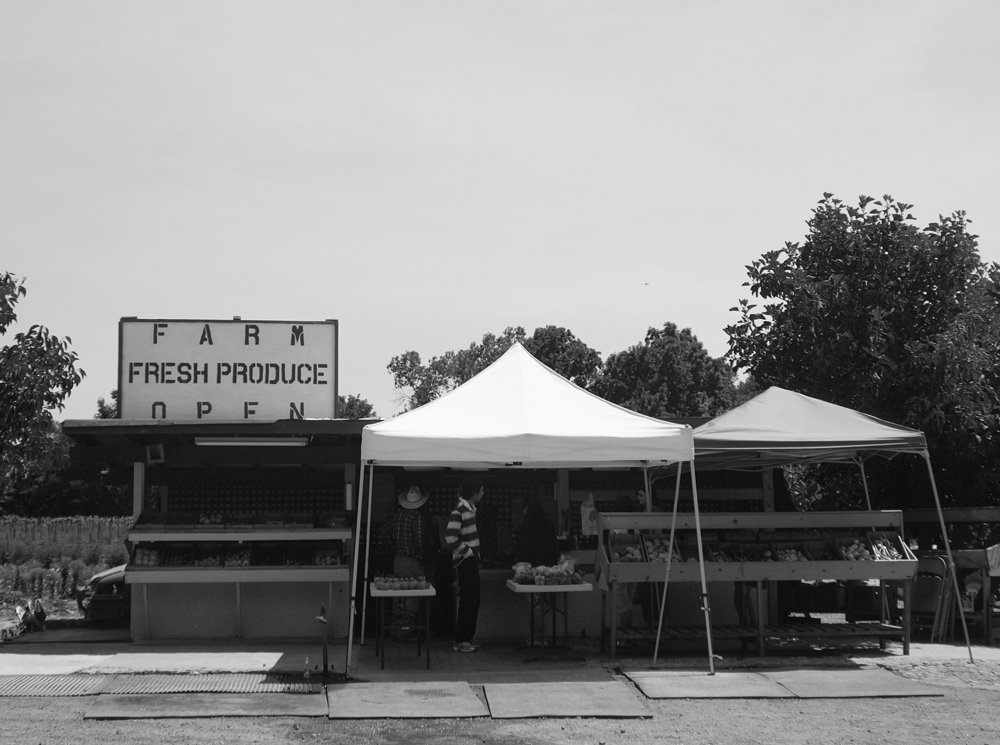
515, 494, 560, 645
379, 485, 437, 623
446, 477, 484, 653
516, 494, 559, 568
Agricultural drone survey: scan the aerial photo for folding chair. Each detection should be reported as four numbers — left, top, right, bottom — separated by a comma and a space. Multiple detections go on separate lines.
910, 555, 950, 642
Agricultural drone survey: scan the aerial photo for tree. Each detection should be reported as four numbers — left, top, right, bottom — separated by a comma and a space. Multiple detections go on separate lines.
591, 323, 738, 418
1, 273, 84, 488
388, 326, 603, 411
522, 325, 603, 390
726, 194, 1000, 510
95, 389, 118, 419
338, 394, 377, 419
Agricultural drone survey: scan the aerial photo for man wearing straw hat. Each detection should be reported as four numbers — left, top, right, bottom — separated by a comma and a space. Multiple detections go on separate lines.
380, 485, 437, 627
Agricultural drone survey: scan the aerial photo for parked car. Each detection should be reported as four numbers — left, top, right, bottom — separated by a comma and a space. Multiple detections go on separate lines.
77, 564, 129, 625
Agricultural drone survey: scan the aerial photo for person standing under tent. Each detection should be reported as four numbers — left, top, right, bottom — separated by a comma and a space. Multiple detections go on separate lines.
516, 494, 560, 645
516, 494, 559, 568
446, 478, 484, 653
379, 485, 438, 633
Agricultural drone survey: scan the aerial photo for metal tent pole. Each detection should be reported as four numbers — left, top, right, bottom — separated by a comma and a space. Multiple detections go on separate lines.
856, 456, 873, 511
653, 461, 684, 663
923, 451, 974, 664
360, 464, 376, 645
689, 460, 716, 674
642, 466, 652, 512
344, 461, 368, 676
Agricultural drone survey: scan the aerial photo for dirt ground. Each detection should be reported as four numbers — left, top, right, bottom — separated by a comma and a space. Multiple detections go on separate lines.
2, 666, 999, 745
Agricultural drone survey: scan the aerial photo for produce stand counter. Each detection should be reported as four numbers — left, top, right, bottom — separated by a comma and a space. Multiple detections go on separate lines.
596, 510, 918, 657
127, 515, 353, 639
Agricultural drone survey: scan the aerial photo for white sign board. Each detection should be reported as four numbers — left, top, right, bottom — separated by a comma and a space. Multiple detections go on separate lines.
118, 318, 338, 420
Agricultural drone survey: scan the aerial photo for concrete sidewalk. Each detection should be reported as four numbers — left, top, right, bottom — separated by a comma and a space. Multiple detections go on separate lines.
3, 632, 1000, 682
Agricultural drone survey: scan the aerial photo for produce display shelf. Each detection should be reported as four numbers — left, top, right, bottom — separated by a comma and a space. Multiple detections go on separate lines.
612, 621, 904, 645
597, 551, 919, 584
125, 566, 350, 583
129, 529, 352, 542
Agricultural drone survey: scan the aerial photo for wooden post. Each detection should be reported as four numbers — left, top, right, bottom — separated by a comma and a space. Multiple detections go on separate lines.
556, 469, 570, 534
133, 462, 146, 519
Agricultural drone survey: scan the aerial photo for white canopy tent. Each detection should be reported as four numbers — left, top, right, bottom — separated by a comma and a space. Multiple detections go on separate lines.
345, 343, 715, 674
690, 386, 973, 662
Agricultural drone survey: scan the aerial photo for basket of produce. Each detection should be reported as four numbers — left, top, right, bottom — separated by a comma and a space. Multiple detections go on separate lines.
314, 545, 342, 566
223, 548, 251, 567
252, 543, 284, 566
642, 534, 683, 563
285, 512, 314, 529
316, 511, 349, 529
131, 546, 161, 567
161, 544, 194, 566
254, 512, 285, 529
835, 536, 875, 561
769, 543, 811, 562
191, 544, 222, 567
195, 511, 224, 529
867, 531, 912, 561
226, 512, 255, 530
511, 557, 585, 585
608, 531, 644, 563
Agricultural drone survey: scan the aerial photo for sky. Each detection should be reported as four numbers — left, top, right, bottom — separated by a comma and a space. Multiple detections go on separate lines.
3, 2, 999, 422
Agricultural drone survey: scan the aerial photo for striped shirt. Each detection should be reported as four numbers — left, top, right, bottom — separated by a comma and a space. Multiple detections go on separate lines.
445, 497, 480, 567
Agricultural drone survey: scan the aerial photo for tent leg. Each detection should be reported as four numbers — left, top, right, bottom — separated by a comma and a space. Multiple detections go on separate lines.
653, 462, 684, 664
855, 456, 873, 511
689, 462, 715, 674
345, 462, 368, 677
924, 452, 974, 664
360, 464, 376, 646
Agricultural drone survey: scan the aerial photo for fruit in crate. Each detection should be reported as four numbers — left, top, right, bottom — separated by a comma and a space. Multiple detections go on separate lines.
198, 512, 223, 526
132, 547, 160, 567
646, 537, 682, 563
314, 551, 340, 566
612, 545, 643, 563
776, 547, 809, 562
192, 554, 221, 567
840, 539, 873, 561
224, 549, 251, 567
162, 549, 192, 566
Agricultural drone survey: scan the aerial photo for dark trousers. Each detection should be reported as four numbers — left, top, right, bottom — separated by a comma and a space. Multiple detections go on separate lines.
454, 556, 480, 643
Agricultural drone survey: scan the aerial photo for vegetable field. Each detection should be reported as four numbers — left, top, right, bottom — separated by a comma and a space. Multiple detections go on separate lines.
0, 516, 131, 622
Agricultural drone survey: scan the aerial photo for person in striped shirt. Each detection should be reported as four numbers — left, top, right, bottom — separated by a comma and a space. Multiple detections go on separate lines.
446, 478, 484, 652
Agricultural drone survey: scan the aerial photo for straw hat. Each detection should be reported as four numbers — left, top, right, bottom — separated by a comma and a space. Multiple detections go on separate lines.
398, 485, 430, 510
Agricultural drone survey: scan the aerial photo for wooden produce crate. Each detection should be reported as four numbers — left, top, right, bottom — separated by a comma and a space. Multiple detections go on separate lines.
161, 543, 195, 567
252, 542, 284, 567
641, 533, 683, 564
768, 542, 812, 563
868, 531, 916, 562
607, 531, 644, 563
313, 543, 342, 566
166, 512, 198, 530
254, 512, 285, 529
285, 512, 315, 529
226, 512, 255, 530
195, 511, 225, 529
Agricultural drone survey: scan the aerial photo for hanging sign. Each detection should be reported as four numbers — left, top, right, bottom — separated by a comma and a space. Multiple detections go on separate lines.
118, 318, 338, 420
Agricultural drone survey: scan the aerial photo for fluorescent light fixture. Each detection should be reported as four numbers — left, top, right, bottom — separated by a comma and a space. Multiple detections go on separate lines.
194, 437, 309, 447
